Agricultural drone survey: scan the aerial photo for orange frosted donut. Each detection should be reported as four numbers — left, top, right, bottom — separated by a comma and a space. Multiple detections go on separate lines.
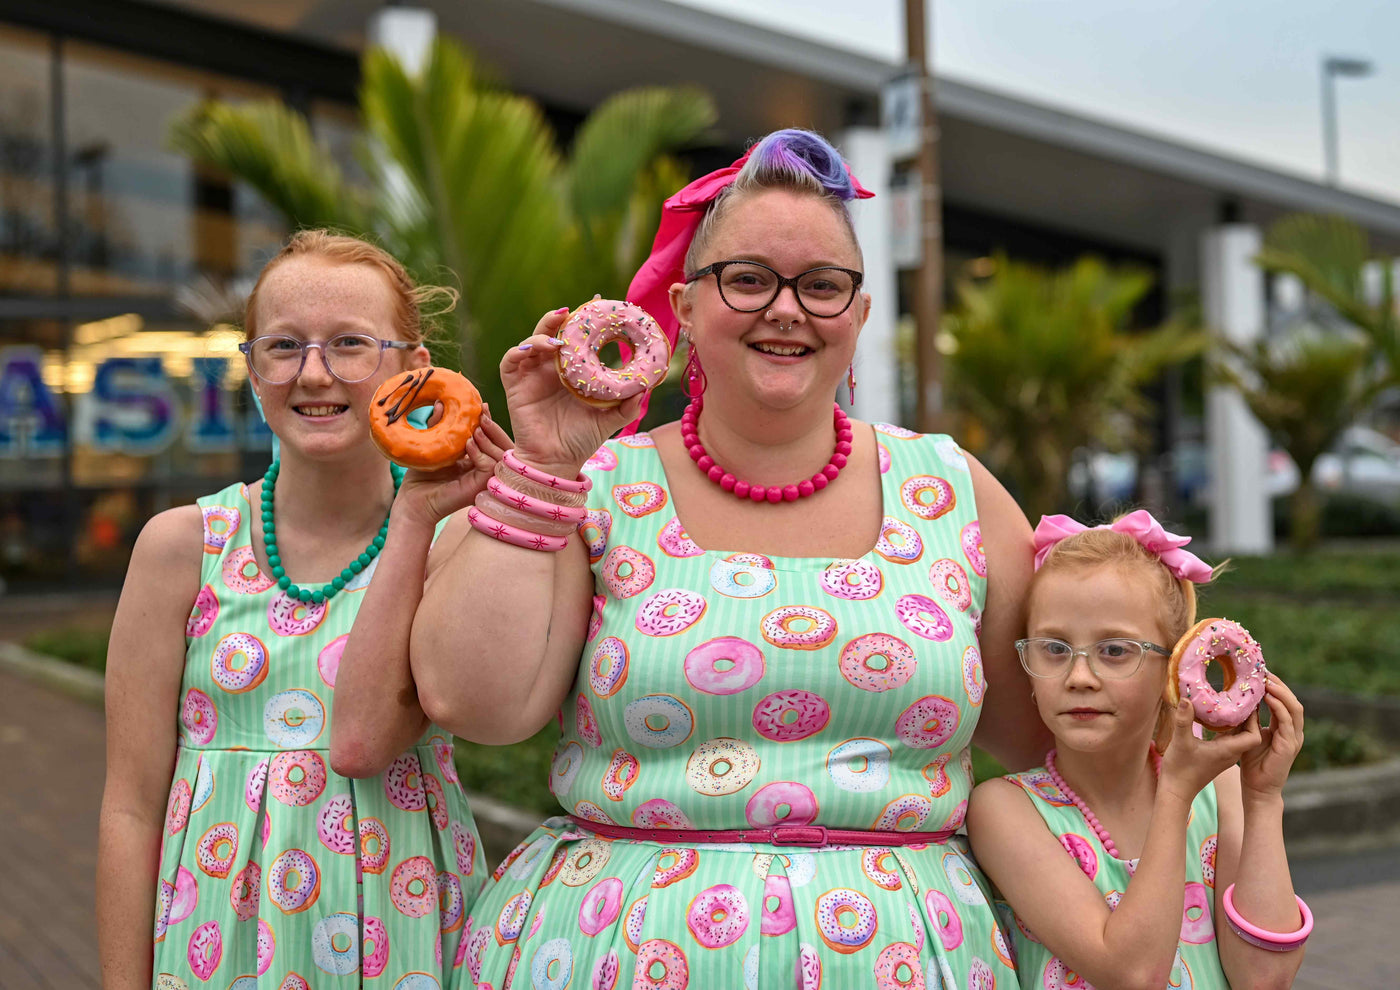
370, 367, 482, 470
1167, 617, 1267, 730
555, 298, 671, 407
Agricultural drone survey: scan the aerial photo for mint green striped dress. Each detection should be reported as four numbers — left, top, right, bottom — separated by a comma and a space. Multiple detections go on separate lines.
457, 427, 1015, 990
999, 767, 1227, 989
152, 480, 487, 990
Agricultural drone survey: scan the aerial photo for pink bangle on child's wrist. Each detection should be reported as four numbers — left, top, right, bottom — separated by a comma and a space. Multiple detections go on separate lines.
487, 476, 587, 523
467, 506, 569, 552
1222, 883, 1312, 952
503, 450, 591, 493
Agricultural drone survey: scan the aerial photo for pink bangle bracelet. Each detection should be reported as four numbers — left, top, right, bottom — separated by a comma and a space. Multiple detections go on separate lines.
494, 461, 589, 508
474, 492, 578, 538
488, 476, 587, 524
504, 450, 591, 493
1222, 883, 1312, 952
467, 506, 569, 552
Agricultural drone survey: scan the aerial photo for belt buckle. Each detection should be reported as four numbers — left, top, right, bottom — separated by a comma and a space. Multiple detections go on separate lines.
770, 825, 828, 847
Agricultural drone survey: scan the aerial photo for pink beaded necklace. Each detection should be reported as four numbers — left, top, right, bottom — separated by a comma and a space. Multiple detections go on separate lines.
680, 397, 852, 502
1043, 746, 1163, 860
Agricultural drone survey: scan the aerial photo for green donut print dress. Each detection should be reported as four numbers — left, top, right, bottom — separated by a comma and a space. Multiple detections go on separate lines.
152, 480, 488, 989
999, 767, 1228, 989
457, 427, 1014, 990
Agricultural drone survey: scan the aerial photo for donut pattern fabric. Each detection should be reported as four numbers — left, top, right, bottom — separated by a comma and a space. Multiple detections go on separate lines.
153, 481, 487, 989
1000, 767, 1227, 989
461, 428, 1014, 989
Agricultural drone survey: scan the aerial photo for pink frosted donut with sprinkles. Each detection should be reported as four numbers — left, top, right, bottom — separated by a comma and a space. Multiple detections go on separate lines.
623, 897, 649, 953
362, 915, 389, 978
452, 820, 478, 877
861, 848, 903, 891
592, 948, 621, 990
576, 694, 603, 747
1201, 834, 1217, 887
874, 423, 922, 439
555, 298, 671, 407
602, 748, 641, 801
268, 750, 326, 807
255, 918, 275, 975
438, 870, 465, 932
878, 442, 891, 474
839, 633, 916, 692
187, 584, 219, 637
210, 632, 268, 693
154, 879, 174, 942
186, 919, 222, 981
181, 688, 218, 745
578, 876, 624, 936
632, 798, 693, 830
317, 794, 355, 855
963, 645, 985, 705
634, 588, 707, 637
752, 689, 830, 742
873, 793, 932, 831
495, 891, 532, 946
424, 771, 449, 830
390, 855, 438, 918
656, 516, 704, 558
814, 887, 877, 954
1061, 832, 1098, 879
896, 695, 960, 749
230, 862, 261, 921
961, 520, 987, 577
579, 509, 612, 563
760, 605, 838, 651
874, 941, 920, 990
1167, 617, 1268, 731
874, 517, 923, 564
612, 481, 667, 518
633, 938, 688, 990
588, 594, 606, 641
745, 781, 818, 827
900, 475, 955, 520
196, 822, 238, 878
589, 636, 630, 698
602, 545, 655, 599
166, 778, 191, 834
928, 558, 972, 612
171, 865, 199, 925
267, 590, 326, 637
221, 545, 274, 594
359, 817, 391, 874
268, 848, 320, 914
683, 636, 765, 695
1181, 881, 1214, 943
651, 848, 700, 888
384, 753, 427, 811
244, 758, 268, 812
585, 444, 619, 471
317, 634, 347, 688
923, 752, 954, 798
202, 505, 239, 553
820, 558, 884, 600
687, 883, 750, 949
925, 889, 963, 950
896, 594, 953, 641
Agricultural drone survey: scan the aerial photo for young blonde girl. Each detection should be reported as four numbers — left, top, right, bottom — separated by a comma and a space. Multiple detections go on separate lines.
967, 511, 1309, 990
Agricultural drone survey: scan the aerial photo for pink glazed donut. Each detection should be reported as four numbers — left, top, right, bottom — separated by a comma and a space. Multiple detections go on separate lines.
651, 848, 700, 888
210, 632, 268, 693
633, 938, 688, 990
267, 590, 326, 637
815, 887, 877, 954
961, 520, 986, 577
362, 915, 390, 979
874, 517, 923, 564
1179, 881, 1214, 944
925, 889, 963, 950
929, 558, 972, 612
589, 637, 630, 698
820, 558, 884, 601
613, 482, 668, 518
602, 546, 655, 599
390, 856, 438, 918
256, 918, 275, 975
268, 848, 321, 914
657, 517, 704, 558
181, 688, 218, 745
384, 753, 427, 811
1168, 618, 1267, 731
839, 633, 916, 692
760, 605, 838, 651
555, 297, 671, 407
896, 695, 961, 749
634, 588, 707, 637
745, 781, 818, 827
202, 505, 239, 553
761, 874, 797, 936
187, 584, 219, 637
874, 941, 921, 990
684, 636, 765, 695
900, 475, 955, 520
578, 876, 625, 936
752, 689, 831, 742
580, 509, 612, 563
686, 883, 750, 949
602, 749, 641, 801
196, 822, 238, 878
230, 862, 261, 921
896, 594, 954, 641
186, 919, 222, 982
318, 794, 355, 855
874, 794, 932, 831
359, 818, 391, 874
221, 545, 274, 595
268, 750, 327, 807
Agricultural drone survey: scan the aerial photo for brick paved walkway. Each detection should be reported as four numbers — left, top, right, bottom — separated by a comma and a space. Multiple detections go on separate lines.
1, 664, 1396, 988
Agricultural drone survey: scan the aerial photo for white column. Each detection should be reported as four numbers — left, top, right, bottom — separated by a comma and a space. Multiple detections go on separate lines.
840, 127, 899, 425
368, 6, 437, 75
1202, 225, 1273, 554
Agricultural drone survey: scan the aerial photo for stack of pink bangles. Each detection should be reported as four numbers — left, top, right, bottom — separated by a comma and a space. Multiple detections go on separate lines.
467, 450, 591, 552
1221, 884, 1313, 952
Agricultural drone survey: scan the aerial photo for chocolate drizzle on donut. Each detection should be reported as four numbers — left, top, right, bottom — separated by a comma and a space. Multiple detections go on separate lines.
377, 368, 435, 425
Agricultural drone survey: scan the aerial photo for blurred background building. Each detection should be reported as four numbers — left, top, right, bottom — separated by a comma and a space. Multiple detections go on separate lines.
2, 0, 1399, 591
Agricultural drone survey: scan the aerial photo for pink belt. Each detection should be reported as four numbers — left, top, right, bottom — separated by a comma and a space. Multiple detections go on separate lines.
568, 817, 955, 848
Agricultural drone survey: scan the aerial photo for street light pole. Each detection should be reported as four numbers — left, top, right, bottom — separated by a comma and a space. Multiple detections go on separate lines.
905, 0, 943, 432
1321, 55, 1375, 186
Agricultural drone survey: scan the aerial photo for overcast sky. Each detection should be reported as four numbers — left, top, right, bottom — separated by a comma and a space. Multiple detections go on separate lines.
672, 0, 1400, 205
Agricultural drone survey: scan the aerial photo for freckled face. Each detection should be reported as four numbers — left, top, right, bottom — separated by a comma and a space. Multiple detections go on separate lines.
1026, 564, 1170, 752
671, 188, 869, 412
247, 256, 427, 462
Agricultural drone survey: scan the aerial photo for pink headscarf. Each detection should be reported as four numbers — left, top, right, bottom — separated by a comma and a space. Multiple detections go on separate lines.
621, 146, 875, 432
1032, 510, 1214, 584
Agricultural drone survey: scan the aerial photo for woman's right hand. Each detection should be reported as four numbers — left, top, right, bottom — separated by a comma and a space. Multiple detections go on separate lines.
1158, 700, 1263, 803
501, 308, 645, 477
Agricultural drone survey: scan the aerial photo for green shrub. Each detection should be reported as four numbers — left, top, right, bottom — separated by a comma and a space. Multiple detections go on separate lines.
1292, 718, 1389, 772
24, 627, 109, 673
455, 729, 559, 815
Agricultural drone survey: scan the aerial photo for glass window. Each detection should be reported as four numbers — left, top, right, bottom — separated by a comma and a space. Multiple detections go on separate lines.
0, 25, 55, 295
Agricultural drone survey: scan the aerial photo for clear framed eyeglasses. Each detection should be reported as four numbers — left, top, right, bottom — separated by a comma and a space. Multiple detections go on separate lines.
239, 333, 417, 385
684, 260, 863, 318
1014, 637, 1171, 680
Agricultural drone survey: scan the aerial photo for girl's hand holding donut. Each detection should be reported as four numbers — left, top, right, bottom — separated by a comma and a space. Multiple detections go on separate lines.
1237, 675, 1305, 801
393, 407, 513, 529
501, 308, 644, 478
1158, 700, 1264, 805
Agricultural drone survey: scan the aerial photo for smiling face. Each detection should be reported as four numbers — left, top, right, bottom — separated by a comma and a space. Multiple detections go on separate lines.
247, 255, 428, 462
1026, 563, 1170, 754
670, 187, 869, 412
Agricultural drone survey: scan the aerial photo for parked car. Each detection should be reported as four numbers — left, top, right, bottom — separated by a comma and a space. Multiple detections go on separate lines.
1267, 426, 1400, 504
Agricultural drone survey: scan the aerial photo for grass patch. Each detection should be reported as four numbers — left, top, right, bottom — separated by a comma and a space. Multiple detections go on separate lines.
1292, 719, 1389, 773
24, 627, 109, 673
1214, 550, 1400, 600
455, 729, 559, 816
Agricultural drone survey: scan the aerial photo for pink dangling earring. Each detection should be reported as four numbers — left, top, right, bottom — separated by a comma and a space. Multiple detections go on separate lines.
684, 344, 707, 399
847, 363, 857, 404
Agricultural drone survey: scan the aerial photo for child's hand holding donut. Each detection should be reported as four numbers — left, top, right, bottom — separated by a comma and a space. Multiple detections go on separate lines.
500, 308, 645, 479
1158, 700, 1264, 805
393, 407, 513, 528
1237, 675, 1305, 801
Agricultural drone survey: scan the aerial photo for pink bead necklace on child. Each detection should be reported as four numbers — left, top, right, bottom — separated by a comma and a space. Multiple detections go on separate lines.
1043, 746, 1163, 860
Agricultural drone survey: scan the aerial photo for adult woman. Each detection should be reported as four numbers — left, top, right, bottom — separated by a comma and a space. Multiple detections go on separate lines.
97, 231, 496, 989
412, 130, 1048, 986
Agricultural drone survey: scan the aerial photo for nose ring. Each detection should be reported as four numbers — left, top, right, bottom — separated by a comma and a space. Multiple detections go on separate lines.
766, 310, 794, 333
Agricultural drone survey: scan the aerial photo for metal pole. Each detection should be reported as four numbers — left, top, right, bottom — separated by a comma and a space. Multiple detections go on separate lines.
905, 0, 943, 432
1321, 61, 1339, 185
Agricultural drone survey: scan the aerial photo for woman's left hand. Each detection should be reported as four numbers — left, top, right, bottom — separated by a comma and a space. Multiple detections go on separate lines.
393, 405, 513, 528
1238, 674, 1305, 800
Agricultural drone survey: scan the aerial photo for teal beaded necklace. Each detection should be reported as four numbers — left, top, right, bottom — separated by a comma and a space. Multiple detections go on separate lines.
260, 459, 406, 604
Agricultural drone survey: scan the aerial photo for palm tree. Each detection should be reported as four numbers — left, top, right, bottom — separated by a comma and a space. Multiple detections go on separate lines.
170, 37, 716, 418
1214, 214, 1398, 549
941, 254, 1204, 520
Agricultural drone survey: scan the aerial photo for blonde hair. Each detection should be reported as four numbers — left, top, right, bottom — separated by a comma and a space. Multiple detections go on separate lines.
1033, 519, 1221, 749
244, 229, 457, 344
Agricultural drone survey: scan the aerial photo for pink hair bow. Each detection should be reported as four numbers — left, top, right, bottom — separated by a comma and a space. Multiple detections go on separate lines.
1032, 510, 1214, 583
620, 148, 874, 434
